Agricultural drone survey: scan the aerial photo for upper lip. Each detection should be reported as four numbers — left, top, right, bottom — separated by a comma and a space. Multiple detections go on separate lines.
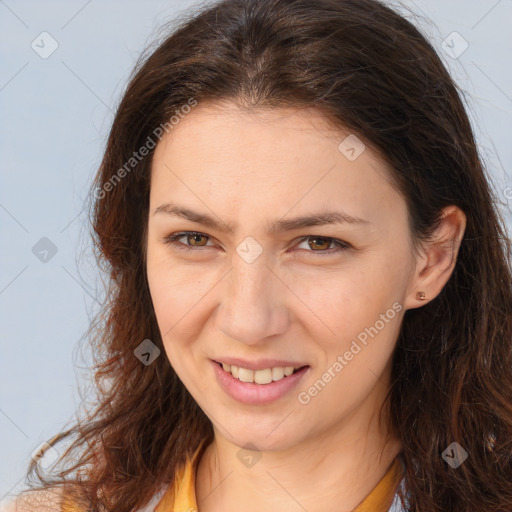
212, 357, 309, 371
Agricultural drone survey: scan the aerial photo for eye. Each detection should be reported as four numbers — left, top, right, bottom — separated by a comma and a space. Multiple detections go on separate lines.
295, 236, 351, 255
163, 231, 214, 251
163, 231, 351, 256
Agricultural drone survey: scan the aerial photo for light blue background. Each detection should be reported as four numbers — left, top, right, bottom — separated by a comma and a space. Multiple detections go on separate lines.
1, 0, 511, 502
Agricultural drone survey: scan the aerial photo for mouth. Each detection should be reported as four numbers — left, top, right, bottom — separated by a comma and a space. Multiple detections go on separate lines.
213, 360, 310, 385
211, 359, 311, 405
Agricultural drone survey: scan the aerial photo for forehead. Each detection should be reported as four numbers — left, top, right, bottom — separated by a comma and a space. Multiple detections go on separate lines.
149, 102, 403, 230
152, 101, 389, 181
156, 102, 354, 156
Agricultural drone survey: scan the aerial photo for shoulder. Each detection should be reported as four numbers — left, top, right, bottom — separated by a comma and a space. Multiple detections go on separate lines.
0, 487, 64, 512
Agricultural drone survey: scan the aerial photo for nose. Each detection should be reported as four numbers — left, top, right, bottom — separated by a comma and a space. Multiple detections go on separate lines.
214, 254, 290, 345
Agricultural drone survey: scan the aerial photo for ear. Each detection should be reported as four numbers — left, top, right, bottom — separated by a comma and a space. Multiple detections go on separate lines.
404, 205, 466, 311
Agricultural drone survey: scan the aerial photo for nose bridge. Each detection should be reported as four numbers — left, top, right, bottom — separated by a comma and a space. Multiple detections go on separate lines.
230, 234, 274, 302
232, 251, 270, 301
216, 247, 287, 344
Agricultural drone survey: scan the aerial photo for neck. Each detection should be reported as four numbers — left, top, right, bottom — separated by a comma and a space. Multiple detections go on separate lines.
195, 397, 402, 512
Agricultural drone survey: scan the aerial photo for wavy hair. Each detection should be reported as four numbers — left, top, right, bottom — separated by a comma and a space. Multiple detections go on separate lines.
20, 0, 512, 510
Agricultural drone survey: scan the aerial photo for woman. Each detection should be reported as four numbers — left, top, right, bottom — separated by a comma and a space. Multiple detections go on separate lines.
7, 0, 512, 510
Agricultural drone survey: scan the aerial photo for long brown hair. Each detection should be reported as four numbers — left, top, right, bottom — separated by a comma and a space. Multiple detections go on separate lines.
21, 0, 512, 510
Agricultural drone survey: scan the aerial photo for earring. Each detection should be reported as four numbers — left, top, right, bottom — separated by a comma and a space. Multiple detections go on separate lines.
416, 291, 426, 300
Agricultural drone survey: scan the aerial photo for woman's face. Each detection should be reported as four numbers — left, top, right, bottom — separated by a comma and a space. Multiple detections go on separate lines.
146, 102, 419, 451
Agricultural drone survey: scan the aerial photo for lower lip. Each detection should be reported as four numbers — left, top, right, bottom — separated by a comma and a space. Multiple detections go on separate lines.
210, 360, 310, 406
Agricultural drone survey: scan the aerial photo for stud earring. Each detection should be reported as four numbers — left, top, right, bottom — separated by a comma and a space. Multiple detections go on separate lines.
416, 291, 426, 300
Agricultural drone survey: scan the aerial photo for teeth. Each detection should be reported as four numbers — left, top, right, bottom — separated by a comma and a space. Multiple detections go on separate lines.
220, 363, 301, 383
272, 367, 284, 380
238, 367, 255, 383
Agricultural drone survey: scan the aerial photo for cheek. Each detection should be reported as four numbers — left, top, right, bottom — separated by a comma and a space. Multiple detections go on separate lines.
296, 276, 403, 413
149, 278, 212, 347
285, 264, 398, 340
146, 245, 213, 334
289, 262, 407, 396
146, 260, 209, 382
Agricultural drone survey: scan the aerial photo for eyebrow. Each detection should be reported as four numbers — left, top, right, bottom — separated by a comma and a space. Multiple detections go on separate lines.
153, 203, 370, 234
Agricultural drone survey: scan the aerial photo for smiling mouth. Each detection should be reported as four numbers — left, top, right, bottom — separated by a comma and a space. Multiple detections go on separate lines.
215, 361, 309, 385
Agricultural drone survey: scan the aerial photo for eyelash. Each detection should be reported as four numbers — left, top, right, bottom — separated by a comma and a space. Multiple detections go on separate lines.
162, 231, 351, 256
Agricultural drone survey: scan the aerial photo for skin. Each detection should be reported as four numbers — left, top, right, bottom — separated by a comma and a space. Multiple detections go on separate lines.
146, 101, 466, 512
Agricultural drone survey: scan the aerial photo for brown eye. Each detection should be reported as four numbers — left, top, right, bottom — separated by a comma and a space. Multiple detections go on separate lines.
163, 231, 214, 252
187, 233, 208, 246
163, 232, 350, 256
295, 236, 351, 256
307, 237, 332, 251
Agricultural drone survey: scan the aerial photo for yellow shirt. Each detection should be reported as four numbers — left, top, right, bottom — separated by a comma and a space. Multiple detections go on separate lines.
155, 443, 405, 512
